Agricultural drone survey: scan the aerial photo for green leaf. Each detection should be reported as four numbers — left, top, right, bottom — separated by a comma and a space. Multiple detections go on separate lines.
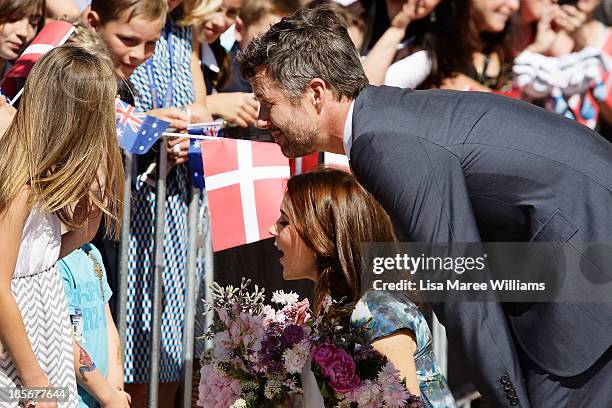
320, 382, 332, 399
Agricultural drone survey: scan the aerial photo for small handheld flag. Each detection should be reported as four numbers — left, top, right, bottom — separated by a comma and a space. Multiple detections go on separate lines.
115, 99, 170, 154
187, 122, 223, 188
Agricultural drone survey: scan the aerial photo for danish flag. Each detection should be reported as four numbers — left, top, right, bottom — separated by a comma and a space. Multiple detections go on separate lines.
289, 152, 319, 176
201, 138, 289, 251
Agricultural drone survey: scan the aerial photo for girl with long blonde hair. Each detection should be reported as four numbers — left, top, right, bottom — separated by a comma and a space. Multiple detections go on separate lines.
0, 45, 124, 408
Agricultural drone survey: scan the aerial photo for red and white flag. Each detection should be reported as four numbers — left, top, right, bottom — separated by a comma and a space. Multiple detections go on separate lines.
289, 152, 319, 176
0, 20, 75, 100
202, 138, 290, 252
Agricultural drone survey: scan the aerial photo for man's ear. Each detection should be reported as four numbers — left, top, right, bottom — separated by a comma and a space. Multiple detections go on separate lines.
86, 9, 102, 30
309, 78, 327, 112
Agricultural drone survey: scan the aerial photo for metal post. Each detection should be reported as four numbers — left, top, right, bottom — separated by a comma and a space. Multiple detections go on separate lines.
203, 194, 214, 350
148, 139, 168, 408
432, 313, 448, 378
117, 153, 133, 349
181, 187, 201, 407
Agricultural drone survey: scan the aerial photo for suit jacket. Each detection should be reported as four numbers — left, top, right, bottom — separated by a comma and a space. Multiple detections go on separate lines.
349, 85, 612, 407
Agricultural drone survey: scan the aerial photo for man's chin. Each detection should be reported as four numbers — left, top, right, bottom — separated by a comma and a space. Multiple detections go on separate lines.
278, 143, 315, 159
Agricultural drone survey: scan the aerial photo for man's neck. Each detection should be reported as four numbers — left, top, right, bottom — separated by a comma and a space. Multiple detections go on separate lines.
320, 97, 354, 155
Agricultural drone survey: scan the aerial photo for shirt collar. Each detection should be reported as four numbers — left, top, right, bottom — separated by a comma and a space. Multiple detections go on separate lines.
343, 100, 355, 156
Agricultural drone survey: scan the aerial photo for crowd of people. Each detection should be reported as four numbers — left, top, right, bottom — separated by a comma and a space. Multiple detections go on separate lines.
1, 0, 611, 407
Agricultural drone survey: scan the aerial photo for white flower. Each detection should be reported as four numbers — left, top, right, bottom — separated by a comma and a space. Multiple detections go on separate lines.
282, 339, 311, 374
351, 300, 372, 323
261, 305, 279, 323
271, 290, 299, 305
230, 399, 247, 408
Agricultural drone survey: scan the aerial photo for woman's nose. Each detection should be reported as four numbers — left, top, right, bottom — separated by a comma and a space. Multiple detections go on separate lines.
269, 224, 277, 236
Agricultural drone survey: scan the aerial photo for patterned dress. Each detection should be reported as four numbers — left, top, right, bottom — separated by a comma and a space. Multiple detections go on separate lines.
0, 210, 78, 407
124, 16, 197, 383
351, 291, 457, 408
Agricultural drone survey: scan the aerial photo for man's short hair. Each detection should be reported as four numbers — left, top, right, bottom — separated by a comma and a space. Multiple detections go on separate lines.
237, 4, 368, 101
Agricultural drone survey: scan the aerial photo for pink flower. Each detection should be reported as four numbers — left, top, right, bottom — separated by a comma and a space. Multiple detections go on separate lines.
320, 348, 361, 394
197, 364, 241, 408
312, 342, 337, 366
293, 299, 311, 325
216, 307, 230, 325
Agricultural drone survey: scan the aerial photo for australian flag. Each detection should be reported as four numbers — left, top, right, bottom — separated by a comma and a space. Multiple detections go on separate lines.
187, 122, 223, 189
187, 122, 223, 137
115, 99, 169, 154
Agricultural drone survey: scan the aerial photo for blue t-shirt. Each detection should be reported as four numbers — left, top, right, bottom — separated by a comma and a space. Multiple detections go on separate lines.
58, 244, 112, 408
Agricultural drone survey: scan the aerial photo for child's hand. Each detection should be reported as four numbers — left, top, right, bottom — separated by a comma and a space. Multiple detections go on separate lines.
207, 92, 260, 128
167, 137, 190, 166
29, 402, 58, 408
102, 389, 131, 408
147, 107, 190, 131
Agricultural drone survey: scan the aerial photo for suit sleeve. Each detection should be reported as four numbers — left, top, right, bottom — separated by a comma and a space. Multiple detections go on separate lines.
350, 131, 531, 408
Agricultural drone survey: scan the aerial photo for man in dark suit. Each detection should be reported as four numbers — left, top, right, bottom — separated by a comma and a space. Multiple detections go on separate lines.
238, 5, 612, 407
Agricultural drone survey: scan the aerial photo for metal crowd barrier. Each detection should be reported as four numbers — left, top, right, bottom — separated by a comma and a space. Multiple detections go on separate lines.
114, 139, 456, 407
115, 139, 214, 408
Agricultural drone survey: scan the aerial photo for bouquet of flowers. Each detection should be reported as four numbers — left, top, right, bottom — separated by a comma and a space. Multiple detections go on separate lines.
308, 299, 424, 408
197, 279, 314, 408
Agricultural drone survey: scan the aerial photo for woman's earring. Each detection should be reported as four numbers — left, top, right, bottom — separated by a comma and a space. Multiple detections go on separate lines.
430, 10, 437, 23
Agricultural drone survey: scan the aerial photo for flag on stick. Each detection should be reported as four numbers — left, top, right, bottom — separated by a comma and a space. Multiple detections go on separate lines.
115, 99, 169, 154
188, 122, 223, 188
201, 138, 289, 251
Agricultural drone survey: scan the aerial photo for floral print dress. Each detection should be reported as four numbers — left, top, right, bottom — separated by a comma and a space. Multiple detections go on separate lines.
351, 291, 457, 408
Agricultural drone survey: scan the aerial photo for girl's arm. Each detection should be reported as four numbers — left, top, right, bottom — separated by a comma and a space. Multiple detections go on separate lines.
371, 329, 420, 396
0, 188, 52, 390
362, 0, 416, 85
104, 304, 124, 392
59, 208, 102, 260
72, 338, 130, 408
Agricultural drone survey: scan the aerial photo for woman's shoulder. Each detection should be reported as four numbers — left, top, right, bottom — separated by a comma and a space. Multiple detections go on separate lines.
351, 291, 431, 350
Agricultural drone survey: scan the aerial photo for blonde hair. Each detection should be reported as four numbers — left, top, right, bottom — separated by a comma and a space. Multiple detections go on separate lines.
91, 0, 168, 25
0, 46, 124, 238
65, 21, 114, 68
239, 0, 299, 28
180, 0, 223, 26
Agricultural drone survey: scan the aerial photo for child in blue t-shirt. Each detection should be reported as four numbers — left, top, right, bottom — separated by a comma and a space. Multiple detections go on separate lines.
58, 243, 129, 407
